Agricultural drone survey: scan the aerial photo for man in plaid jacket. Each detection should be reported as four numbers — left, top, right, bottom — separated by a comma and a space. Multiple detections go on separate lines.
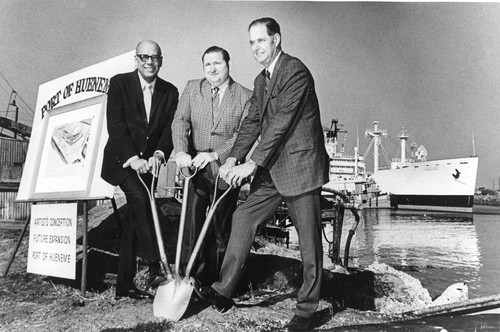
171, 46, 252, 285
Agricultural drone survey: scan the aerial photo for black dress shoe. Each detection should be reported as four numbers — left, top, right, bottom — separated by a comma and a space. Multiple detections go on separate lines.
194, 284, 234, 313
281, 315, 315, 331
115, 287, 154, 300
146, 272, 167, 291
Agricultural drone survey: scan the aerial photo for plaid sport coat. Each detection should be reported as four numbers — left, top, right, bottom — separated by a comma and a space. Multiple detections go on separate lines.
230, 52, 329, 196
172, 77, 252, 179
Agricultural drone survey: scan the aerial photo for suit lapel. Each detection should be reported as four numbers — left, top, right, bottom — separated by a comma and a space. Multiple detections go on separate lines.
150, 78, 166, 122
258, 70, 267, 117
131, 71, 148, 120
200, 80, 213, 126
260, 53, 286, 122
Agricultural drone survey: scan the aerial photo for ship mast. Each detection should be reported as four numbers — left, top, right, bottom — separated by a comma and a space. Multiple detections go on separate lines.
365, 121, 387, 172
398, 129, 409, 165
472, 131, 477, 157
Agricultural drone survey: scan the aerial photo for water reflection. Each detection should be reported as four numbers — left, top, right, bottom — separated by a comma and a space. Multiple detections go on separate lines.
290, 208, 499, 299
316, 209, 488, 298
349, 210, 480, 297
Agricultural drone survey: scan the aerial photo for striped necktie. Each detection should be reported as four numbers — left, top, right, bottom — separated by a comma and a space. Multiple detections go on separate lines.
265, 69, 271, 93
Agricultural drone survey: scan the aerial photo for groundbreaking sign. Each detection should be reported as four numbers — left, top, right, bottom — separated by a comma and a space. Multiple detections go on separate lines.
27, 203, 77, 279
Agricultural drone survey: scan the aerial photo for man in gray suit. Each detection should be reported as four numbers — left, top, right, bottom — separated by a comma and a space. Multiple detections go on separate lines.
196, 18, 329, 331
172, 46, 252, 285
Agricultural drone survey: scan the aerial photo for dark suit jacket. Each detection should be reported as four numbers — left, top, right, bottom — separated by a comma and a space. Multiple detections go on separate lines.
172, 77, 252, 178
101, 70, 179, 186
230, 52, 329, 196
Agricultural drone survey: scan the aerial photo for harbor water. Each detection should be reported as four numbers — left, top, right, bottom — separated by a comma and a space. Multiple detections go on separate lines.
288, 207, 499, 305
316, 207, 500, 330
346, 209, 499, 300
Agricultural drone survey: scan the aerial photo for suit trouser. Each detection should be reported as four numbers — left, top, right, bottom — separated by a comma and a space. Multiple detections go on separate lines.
212, 168, 323, 318
180, 171, 240, 284
116, 172, 161, 292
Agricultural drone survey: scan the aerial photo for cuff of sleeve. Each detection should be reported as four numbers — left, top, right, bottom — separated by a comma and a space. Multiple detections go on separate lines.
175, 151, 188, 159
123, 155, 139, 168
247, 155, 262, 166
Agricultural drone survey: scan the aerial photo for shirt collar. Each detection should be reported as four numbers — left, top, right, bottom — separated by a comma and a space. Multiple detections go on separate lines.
211, 77, 229, 95
267, 50, 282, 78
137, 72, 156, 91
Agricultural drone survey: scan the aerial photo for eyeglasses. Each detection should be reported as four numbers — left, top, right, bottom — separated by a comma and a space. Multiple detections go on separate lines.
136, 54, 162, 62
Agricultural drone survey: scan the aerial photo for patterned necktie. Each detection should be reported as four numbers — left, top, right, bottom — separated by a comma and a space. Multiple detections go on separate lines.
212, 87, 219, 123
265, 69, 271, 94
144, 84, 152, 122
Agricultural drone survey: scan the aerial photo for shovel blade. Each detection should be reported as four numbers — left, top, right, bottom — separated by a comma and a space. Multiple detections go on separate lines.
153, 278, 194, 321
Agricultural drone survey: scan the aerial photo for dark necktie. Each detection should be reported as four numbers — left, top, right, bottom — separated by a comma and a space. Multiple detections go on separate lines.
212, 87, 219, 123
265, 69, 271, 94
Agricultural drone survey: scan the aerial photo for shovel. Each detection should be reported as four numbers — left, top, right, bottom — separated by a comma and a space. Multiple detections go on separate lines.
137, 171, 174, 292
174, 167, 199, 285
154, 173, 233, 321
153, 166, 197, 319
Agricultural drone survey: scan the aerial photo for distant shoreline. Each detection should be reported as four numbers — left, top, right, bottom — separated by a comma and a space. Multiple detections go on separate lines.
473, 203, 500, 215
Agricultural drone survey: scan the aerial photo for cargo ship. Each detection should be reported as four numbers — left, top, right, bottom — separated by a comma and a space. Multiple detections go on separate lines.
322, 119, 369, 195
367, 121, 478, 213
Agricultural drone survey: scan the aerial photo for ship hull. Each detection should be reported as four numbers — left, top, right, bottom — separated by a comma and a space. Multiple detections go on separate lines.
389, 195, 474, 213
372, 157, 478, 213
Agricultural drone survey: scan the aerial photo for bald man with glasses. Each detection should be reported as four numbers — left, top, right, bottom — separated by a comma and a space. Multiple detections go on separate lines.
101, 40, 179, 300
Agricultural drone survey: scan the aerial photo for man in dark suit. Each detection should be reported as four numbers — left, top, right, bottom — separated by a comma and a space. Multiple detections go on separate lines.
172, 46, 252, 285
196, 18, 329, 331
101, 40, 179, 300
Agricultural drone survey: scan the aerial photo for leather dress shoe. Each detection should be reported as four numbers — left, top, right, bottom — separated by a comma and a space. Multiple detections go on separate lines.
115, 287, 153, 300
280, 315, 315, 331
146, 272, 167, 291
193, 284, 234, 313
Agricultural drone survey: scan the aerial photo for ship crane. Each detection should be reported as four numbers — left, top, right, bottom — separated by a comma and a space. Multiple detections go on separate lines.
325, 119, 347, 158
0, 90, 31, 140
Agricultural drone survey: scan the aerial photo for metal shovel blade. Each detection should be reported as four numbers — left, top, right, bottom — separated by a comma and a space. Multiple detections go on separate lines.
153, 277, 194, 321
153, 175, 232, 321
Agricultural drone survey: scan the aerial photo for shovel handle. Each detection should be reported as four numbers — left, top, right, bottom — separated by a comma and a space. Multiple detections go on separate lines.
179, 166, 198, 180
137, 172, 173, 278
185, 174, 233, 278
175, 167, 198, 276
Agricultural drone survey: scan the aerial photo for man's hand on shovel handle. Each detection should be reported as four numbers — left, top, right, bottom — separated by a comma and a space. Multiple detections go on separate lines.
223, 160, 256, 187
149, 153, 164, 178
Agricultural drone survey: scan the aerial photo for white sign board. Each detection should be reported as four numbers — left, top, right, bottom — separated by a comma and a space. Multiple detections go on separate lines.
17, 50, 136, 201
27, 203, 77, 279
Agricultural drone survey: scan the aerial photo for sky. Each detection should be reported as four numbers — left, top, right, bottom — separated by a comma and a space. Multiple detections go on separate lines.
0, 1, 499, 188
